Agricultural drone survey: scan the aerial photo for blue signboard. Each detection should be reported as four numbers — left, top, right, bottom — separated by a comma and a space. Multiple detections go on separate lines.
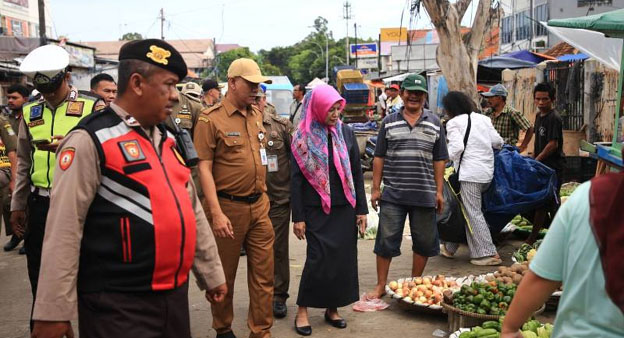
350, 43, 378, 58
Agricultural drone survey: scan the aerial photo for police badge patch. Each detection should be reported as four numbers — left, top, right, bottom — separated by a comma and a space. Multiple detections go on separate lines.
118, 140, 146, 162
59, 148, 75, 170
66, 101, 85, 117
29, 105, 44, 120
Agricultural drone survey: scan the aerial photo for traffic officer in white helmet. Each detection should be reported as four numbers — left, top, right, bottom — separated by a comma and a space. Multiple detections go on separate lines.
10, 44, 104, 330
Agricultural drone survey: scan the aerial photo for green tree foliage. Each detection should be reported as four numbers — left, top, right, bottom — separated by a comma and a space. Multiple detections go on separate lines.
213, 16, 375, 84
120, 32, 143, 41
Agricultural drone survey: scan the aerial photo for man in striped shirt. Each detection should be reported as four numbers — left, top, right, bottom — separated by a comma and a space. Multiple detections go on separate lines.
367, 74, 448, 299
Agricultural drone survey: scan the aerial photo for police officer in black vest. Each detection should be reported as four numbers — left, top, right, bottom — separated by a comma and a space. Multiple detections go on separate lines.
31, 39, 226, 338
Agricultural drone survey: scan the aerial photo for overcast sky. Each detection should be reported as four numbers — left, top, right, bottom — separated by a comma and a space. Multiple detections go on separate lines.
49, 0, 478, 51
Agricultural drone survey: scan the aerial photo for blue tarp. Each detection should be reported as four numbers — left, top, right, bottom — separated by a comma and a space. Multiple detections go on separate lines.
501, 50, 550, 64
483, 146, 557, 216
437, 76, 448, 112
482, 146, 558, 233
349, 121, 378, 132
557, 53, 589, 62
478, 56, 537, 69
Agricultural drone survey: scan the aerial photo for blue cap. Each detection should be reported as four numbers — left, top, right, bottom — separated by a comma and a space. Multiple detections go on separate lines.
260, 83, 267, 93
481, 84, 508, 97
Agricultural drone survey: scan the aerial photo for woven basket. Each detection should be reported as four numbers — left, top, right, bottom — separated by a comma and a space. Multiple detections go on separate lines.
395, 298, 446, 316
442, 301, 545, 332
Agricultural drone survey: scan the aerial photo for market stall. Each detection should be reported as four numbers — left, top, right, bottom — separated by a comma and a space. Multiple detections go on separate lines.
547, 9, 624, 174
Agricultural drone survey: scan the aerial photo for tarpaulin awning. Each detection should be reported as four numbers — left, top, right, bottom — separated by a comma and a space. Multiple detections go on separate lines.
500, 50, 555, 64
542, 22, 622, 71
382, 72, 417, 84
478, 56, 536, 69
557, 53, 589, 62
548, 8, 624, 38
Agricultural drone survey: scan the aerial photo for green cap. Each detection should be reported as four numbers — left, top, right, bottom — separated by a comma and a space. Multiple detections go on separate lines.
401, 74, 428, 93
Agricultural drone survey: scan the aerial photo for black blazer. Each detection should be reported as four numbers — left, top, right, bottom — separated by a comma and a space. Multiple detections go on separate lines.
291, 125, 368, 222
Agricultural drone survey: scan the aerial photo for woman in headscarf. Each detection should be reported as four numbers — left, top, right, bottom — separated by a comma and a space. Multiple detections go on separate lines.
290, 84, 368, 336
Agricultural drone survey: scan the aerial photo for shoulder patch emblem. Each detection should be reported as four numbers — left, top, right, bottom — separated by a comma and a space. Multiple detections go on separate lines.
59, 148, 75, 170
4, 123, 15, 136
119, 140, 146, 162
66, 101, 85, 117
29, 104, 43, 120
146, 45, 171, 65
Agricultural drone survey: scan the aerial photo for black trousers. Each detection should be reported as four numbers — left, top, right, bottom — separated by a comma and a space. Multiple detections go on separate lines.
24, 194, 49, 330
78, 283, 191, 338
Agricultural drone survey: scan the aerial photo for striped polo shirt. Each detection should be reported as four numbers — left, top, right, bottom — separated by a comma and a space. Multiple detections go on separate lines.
374, 109, 448, 207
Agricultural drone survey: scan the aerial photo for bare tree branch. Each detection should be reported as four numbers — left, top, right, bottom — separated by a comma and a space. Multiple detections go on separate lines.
455, 0, 473, 19
422, 0, 450, 28
467, 0, 490, 60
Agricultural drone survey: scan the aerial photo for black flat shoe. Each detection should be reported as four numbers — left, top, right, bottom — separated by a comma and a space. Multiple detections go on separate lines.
273, 301, 287, 318
324, 310, 347, 329
294, 317, 312, 336
18, 246, 26, 255
3, 235, 21, 252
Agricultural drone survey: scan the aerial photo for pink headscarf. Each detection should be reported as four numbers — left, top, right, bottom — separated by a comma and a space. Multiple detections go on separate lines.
291, 84, 356, 214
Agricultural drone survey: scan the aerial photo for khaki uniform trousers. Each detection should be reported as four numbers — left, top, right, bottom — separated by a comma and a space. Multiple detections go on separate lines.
207, 193, 274, 338
269, 202, 290, 303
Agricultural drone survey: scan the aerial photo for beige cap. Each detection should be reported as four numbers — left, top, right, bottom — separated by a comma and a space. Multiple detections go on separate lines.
181, 82, 202, 99
227, 58, 272, 84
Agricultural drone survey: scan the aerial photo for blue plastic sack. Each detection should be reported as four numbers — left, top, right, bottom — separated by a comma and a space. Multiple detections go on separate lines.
483, 145, 557, 216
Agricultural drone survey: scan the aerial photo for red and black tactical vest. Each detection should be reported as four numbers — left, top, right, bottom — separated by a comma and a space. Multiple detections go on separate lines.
76, 107, 196, 293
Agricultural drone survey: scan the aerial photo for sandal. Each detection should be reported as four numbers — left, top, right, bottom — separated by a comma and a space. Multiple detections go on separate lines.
470, 256, 502, 266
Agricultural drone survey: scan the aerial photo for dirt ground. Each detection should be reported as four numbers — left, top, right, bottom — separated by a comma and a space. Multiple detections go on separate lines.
0, 174, 554, 338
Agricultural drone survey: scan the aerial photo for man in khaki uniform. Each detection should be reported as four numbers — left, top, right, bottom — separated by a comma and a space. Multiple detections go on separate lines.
4, 84, 30, 134
0, 117, 17, 250
194, 58, 274, 338
202, 78, 223, 109
254, 86, 294, 319
164, 83, 206, 202
166, 84, 204, 135
31, 39, 226, 338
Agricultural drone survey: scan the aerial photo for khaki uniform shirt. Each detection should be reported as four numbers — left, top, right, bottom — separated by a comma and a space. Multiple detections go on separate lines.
32, 103, 225, 321
0, 115, 17, 171
163, 91, 205, 198
262, 109, 293, 205
164, 91, 204, 136
11, 87, 104, 211
1, 108, 21, 137
194, 96, 267, 196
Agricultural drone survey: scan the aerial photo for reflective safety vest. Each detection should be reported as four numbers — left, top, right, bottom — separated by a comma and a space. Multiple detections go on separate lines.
76, 107, 197, 293
23, 91, 97, 188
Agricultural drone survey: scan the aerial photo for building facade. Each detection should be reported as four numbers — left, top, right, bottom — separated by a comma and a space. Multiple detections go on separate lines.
0, 0, 52, 38
500, 0, 624, 53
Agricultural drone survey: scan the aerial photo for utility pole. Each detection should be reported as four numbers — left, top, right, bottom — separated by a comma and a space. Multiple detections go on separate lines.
343, 1, 352, 65
354, 23, 358, 70
159, 8, 165, 40
529, 0, 534, 51
325, 32, 329, 82
37, 0, 46, 46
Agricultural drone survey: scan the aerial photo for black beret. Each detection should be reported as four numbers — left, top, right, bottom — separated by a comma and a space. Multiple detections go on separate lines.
202, 79, 221, 92
119, 39, 187, 80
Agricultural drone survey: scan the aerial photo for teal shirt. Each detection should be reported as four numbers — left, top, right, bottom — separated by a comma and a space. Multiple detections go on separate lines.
530, 182, 624, 338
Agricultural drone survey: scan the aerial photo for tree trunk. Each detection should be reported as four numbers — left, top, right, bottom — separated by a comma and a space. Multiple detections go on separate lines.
422, 0, 498, 107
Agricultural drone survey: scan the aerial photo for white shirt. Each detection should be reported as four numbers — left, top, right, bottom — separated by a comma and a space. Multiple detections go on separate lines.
446, 112, 503, 183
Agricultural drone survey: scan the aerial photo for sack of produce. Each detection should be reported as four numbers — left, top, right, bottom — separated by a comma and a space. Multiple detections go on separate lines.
483, 146, 557, 215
